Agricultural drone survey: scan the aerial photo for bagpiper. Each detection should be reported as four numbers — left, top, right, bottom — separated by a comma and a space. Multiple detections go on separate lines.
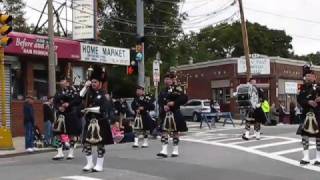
80, 65, 114, 172
157, 71, 188, 157
131, 85, 155, 148
297, 64, 320, 165
52, 76, 82, 160
242, 78, 267, 141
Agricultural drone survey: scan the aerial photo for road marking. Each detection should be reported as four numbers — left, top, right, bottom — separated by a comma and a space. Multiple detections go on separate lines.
181, 137, 320, 172
249, 140, 300, 149
272, 146, 316, 156
229, 136, 275, 145
61, 176, 102, 180
212, 137, 243, 143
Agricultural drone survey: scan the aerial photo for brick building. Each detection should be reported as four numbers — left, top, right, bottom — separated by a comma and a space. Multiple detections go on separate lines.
2, 32, 129, 137
175, 55, 320, 115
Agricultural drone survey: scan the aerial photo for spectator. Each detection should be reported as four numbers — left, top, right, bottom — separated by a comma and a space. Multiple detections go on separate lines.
294, 104, 302, 124
278, 101, 287, 123
105, 93, 114, 120
24, 96, 35, 152
289, 102, 296, 124
43, 96, 54, 146
111, 121, 124, 143
111, 120, 134, 144
270, 103, 279, 125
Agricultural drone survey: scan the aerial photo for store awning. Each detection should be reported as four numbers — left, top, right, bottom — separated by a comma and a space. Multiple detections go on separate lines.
5, 32, 81, 60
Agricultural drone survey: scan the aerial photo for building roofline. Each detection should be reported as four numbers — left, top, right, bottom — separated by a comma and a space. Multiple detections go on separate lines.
175, 56, 320, 71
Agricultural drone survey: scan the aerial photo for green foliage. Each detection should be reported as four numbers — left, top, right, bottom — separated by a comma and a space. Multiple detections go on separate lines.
98, 0, 184, 96
3, 0, 30, 33
176, 21, 294, 64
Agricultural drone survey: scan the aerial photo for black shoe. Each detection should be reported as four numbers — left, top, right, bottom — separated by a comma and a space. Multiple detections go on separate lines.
242, 134, 249, 141
91, 169, 102, 172
52, 156, 64, 160
141, 146, 148, 148
171, 154, 179, 158
132, 145, 139, 148
82, 168, 91, 172
300, 160, 310, 165
156, 153, 168, 158
66, 157, 74, 160
314, 161, 320, 166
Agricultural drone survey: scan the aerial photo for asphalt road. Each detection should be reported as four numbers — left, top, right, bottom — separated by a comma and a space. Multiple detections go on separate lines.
1, 123, 320, 180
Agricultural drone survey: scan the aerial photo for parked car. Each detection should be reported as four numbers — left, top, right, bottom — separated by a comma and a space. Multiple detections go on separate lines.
180, 99, 211, 121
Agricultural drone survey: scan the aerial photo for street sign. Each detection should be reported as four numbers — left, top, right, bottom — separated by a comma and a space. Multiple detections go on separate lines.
153, 60, 160, 84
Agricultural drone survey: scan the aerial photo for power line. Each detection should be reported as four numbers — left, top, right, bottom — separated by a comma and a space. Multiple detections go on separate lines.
54, 0, 184, 30
245, 7, 320, 25
186, 0, 236, 18
26, 4, 179, 38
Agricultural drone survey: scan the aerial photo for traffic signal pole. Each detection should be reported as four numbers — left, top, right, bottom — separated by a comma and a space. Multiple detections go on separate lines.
136, 0, 145, 87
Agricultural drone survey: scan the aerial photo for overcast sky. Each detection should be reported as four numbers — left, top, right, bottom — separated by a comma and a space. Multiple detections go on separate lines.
24, 0, 320, 55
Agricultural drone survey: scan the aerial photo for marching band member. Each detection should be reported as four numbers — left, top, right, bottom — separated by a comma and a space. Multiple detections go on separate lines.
80, 66, 114, 172
52, 76, 82, 160
242, 78, 267, 141
131, 85, 155, 148
297, 64, 320, 165
157, 72, 188, 157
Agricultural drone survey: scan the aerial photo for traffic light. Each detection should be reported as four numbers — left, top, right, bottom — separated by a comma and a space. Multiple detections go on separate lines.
127, 49, 138, 75
0, 14, 13, 47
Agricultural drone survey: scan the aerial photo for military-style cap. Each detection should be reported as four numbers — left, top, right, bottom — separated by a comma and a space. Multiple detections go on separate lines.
303, 64, 314, 77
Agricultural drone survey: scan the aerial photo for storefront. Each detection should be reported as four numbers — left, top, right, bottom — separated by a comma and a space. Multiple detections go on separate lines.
5, 32, 81, 136
175, 55, 320, 115
3, 32, 130, 137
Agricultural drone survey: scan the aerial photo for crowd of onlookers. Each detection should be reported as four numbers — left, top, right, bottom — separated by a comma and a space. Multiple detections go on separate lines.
23, 93, 146, 152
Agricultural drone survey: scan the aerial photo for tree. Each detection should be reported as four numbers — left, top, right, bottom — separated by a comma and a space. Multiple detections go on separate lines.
176, 21, 294, 64
3, 0, 30, 33
98, 0, 185, 96
293, 52, 320, 65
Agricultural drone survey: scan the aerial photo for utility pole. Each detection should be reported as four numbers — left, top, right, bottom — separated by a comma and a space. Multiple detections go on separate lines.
153, 52, 161, 118
48, 0, 56, 96
136, 0, 145, 87
238, 0, 251, 82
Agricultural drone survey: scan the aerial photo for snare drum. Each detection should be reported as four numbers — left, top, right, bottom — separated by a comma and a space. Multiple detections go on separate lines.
236, 84, 259, 108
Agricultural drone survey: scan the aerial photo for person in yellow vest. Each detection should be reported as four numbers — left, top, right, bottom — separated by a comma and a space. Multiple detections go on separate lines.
262, 100, 271, 125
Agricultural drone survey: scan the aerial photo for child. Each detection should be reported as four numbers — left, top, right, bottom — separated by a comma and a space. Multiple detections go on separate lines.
34, 126, 45, 148
111, 121, 124, 144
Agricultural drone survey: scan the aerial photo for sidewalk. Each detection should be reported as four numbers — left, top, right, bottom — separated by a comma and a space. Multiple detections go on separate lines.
0, 137, 55, 158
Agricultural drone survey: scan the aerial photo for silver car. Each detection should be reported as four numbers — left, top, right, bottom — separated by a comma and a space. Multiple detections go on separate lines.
180, 99, 211, 121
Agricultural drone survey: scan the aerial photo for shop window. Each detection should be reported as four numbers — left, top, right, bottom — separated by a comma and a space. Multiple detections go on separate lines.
11, 62, 25, 100
33, 63, 48, 100
212, 87, 231, 104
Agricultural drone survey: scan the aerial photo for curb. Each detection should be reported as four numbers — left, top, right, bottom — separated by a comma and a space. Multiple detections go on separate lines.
0, 148, 56, 158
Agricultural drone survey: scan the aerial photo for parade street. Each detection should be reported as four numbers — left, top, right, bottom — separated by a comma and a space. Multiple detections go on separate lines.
1, 123, 320, 180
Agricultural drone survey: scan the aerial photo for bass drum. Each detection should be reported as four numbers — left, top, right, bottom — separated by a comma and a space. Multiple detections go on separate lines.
236, 84, 259, 109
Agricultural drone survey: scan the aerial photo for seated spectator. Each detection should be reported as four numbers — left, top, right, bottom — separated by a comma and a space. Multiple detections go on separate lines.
111, 120, 135, 144
34, 126, 45, 148
111, 121, 125, 144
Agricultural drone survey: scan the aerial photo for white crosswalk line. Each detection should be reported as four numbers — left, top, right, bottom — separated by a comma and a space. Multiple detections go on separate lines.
229, 137, 275, 145
61, 176, 102, 180
272, 146, 316, 155
249, 140, 300, 149
212, 137, 242, 143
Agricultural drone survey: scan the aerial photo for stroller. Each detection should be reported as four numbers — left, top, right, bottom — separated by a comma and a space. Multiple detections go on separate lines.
34, 126, 45, 148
